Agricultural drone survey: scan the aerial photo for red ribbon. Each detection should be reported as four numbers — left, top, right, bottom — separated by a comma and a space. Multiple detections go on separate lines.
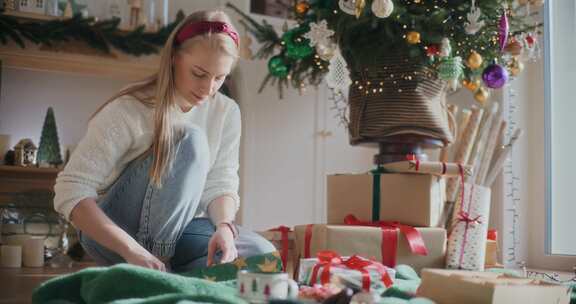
406, 154, 420, 171
304, 224, 314, 258
268, 226, 291, 272
309, 251, 393, 290
343, 215, 428, 268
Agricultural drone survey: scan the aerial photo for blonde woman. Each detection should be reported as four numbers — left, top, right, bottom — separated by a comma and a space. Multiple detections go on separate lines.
53, 10, 275, 272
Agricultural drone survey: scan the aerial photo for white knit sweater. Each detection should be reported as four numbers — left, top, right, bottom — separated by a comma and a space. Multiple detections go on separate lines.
54, 92, 241, 221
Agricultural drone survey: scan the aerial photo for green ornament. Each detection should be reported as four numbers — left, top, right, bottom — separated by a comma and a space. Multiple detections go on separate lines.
438, 56, 464, 81
268, 55, 290, 78
282, 27, 314, 60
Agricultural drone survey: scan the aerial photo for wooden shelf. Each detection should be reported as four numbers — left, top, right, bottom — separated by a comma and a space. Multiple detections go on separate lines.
0, 165, 61, 175
0, 165, 61, 205
0, 40, 160, 81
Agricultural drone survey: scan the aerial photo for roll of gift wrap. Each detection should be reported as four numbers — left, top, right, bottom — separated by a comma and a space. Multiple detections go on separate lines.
446, 184, 491, 271
1, 245, 22, 268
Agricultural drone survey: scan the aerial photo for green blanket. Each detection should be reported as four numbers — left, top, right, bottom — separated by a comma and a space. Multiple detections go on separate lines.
33, 252, 284, 304
32, 264, 247, 304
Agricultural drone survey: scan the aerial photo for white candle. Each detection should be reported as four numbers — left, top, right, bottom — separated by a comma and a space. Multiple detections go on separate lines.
23, 237, 45, 267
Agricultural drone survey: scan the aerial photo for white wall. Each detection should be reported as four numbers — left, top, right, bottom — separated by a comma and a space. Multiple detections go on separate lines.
0, 68, 129, 151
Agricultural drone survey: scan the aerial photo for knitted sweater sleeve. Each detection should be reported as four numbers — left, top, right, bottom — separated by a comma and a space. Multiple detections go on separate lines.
198, 102, 241, 214
54, 100, 134, 221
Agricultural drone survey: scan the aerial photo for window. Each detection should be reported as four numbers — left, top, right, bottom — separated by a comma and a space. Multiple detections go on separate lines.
545, 0, 576, 255
35, 0, 42, 8
20, 0, 27, 7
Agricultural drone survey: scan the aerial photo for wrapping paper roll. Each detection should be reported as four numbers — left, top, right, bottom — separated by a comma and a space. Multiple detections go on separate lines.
446, 184, 491, 271
382, 161, 472, 177
1, 245, 22, 268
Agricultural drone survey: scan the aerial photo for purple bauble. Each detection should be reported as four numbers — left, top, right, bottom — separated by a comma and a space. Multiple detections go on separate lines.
482, 64, 509, 89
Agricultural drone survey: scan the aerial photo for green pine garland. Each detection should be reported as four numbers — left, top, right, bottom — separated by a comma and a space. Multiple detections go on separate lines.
228, 0, 542, 96
0, 10, 186, 56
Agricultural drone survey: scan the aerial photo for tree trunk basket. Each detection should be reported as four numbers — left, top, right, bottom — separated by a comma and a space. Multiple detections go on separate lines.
348, 54, 454, 149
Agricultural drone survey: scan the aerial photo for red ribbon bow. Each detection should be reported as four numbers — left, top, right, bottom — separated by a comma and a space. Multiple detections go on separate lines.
309, 251, 393, 290
268, 226, 291, 272
457, 211, 482, 225
343, 215, 428, 268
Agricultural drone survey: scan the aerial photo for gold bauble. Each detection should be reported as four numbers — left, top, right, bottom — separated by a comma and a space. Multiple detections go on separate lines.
463, 79, 481, 92
467, 51, 483, 69
474, 87, 490, 105
509, 57, 525, 76
295, 1, 310, 15
406, 31, 421, 44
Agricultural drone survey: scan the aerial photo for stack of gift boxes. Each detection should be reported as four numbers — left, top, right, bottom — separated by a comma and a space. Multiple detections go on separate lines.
262, 159, 497, 286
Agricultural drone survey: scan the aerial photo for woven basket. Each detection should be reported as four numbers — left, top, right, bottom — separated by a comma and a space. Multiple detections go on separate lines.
348, 54, 454, 146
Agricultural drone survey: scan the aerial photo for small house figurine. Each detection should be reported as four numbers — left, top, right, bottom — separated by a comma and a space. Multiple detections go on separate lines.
14, 139, 38, 167
3, 0, 18, 11
17, 0, 46, 15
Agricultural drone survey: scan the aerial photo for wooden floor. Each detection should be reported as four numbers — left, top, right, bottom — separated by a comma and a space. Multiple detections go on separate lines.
0, 263, 95, 304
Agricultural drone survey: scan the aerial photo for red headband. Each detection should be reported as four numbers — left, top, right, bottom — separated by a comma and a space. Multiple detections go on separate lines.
175, 21, 239, 47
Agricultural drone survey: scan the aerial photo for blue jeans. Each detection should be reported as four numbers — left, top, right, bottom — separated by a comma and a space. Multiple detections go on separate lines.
79, 126, 275, 273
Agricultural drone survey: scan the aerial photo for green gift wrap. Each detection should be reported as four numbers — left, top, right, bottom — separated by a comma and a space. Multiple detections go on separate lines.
184, 251, 284, 282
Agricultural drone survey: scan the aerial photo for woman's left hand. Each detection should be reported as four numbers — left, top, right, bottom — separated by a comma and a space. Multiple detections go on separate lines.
207, 224, 238, 266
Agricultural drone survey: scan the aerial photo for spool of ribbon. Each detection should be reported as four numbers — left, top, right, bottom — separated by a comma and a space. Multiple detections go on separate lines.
268, 226, 292, 272
309, 251, 393, 290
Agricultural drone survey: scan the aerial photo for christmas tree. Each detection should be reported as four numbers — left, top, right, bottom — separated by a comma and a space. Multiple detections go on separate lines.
37, 107, 63, 167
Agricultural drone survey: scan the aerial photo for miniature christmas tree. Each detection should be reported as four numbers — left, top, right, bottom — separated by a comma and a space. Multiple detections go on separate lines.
37, 107, 63, 167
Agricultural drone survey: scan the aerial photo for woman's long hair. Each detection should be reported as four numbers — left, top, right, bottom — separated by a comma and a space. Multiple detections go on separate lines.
93, 10, 239, 187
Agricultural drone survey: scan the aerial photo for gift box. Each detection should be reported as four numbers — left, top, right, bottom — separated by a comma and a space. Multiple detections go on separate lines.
327, 173, 446, 227
297, 251, 395, 293
258, 226, 295, 275
446, 183, 491, 271
183, 252, 283, 282
294, 224, 446, 272
417, 269, 572, 304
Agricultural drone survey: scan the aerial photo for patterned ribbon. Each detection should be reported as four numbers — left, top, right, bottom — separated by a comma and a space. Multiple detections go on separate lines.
309, 251, 393, 290
342, 215, 428, 268
268, 226, 291, 272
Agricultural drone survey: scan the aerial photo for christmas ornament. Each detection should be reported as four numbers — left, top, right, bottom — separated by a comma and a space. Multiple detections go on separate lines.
463, 79, 481, 91
295, 1, 310, 15
371, 0, 394, 18
426, 44, 440, 58
338, 0, 356, 15
268, 56, 290, 78
316, 42, 337, 61
326, 47, 352, 93
303, 20, 335, 48
505, 39, 523, 56
440, 38, 452, 57
508, 57, 524, 76
466, 51, 483, 69
482, 63, 509, 89
355, 0, 366, 18
282, 28, 314, 59
474, 87, 490, 104
438, 56, 464, 90
406, 31, 421, 44
499, 10, 509, 52
465, 0, 485, 35
525, 34, 535, 47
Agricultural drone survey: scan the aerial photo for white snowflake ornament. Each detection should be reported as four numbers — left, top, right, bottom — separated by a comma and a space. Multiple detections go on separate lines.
465, 0, 485, 35
304, 20, 335, 48
326, 48, 352, 93
371, 0, 394, 18
339, 0, 356, 15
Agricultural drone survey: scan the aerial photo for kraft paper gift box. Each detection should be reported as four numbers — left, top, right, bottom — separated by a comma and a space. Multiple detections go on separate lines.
417, 269, 572, 304
297, 254, 395, 293
294, 224, 446, 273
327, 173, 446, 227
446, 183, 491, 271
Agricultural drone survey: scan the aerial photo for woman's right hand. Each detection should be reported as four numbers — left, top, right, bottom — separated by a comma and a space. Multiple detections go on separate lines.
122, 247, 166, 271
